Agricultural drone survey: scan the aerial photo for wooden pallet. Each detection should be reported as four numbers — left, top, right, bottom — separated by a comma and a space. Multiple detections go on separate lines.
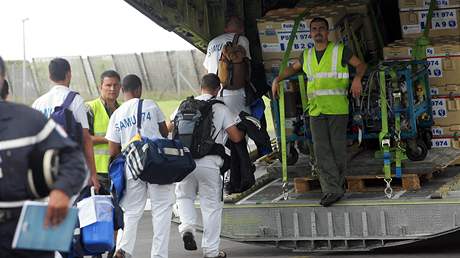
294, 177, 321, 193
294, 172, 435, 193
346, 173, 434, 192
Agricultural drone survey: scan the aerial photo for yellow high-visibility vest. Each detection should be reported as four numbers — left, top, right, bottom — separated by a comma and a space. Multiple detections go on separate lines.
86, 98, 111, 173
302, 42, 350, 116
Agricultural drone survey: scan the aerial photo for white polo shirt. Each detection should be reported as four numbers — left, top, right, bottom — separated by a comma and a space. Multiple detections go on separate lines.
203, 32, 251, 74
31, 85, 89, 129
171, 94, 237, 169
106, 98, 166, 150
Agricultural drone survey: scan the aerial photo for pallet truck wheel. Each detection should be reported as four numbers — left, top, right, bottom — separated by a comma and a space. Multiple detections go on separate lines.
406, 139, 428, 161
287, 145, 299, 165
297, 141, 310, 155
278, 144, 299, 165
423, 130, 433, 149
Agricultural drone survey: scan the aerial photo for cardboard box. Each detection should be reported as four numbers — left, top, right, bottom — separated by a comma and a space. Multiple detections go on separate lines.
430, 84, 460, 95
383, 36, 460, 59
263, 58, 298, 73
432, 124, 460, 137
399, 0, 460, 11
383, 36, 460, 86
400, 8, 460, 38
297, 0, 373, 15
432, 96, 460, 126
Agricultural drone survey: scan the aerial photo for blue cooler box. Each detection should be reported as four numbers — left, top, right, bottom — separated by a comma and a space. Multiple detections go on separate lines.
82, 195, 114, 253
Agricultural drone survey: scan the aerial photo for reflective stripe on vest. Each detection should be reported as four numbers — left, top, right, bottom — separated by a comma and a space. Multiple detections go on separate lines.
86, 98, 111, 173
302, 42, 350, 116
307, 88, 348, 99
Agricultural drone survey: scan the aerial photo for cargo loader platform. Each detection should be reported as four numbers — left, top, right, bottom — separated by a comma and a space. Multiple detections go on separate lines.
185, 148, 460, 252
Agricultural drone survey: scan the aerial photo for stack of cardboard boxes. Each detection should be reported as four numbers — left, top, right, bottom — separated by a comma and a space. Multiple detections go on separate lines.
384, 37, 460, 150
257, 5, 368, 76
383, 0, 460, 151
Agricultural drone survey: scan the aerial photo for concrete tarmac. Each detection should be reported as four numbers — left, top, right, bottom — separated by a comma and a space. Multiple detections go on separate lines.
130, 212, 460, 258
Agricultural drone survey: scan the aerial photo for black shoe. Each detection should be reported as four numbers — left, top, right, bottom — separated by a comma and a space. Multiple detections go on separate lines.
320, 193, 344, 207
205, 250, 227, 258
182, 231, 197, 251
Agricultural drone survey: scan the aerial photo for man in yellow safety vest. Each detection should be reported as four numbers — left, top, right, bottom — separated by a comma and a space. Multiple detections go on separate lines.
86, 70, 121, 189
272, 17, 367, 207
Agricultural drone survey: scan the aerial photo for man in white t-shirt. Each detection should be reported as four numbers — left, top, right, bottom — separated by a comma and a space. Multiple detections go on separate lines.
32, 57, 100, 191
203, 16, 252, 116
105, 74, 171, 258
170, 74, 243, 258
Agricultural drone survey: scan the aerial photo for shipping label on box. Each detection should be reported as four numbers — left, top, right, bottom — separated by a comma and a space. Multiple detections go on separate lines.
420, 9, 458, 29
432, 124, 460, 136
432, 98, 448, 118
279, 21, 308, 31
432, 126, 445, 136
399, 0, 460, 11
432, 137, 452, 148
427, 58, 444, 77
432, 96, 460, 126
276, 31, 315, 50
429, 56, 460, 86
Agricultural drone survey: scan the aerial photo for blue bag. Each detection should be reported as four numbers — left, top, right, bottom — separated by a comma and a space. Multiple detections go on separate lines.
123, 99, 196, 185
80, 188, 114, 254
108, 154, 126, 202
50, 91, 83, 145
250, 98, 265, 120
63, 186, 123, 258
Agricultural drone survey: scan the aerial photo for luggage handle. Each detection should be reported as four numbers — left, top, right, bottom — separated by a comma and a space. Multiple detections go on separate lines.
90, 186, 96, 197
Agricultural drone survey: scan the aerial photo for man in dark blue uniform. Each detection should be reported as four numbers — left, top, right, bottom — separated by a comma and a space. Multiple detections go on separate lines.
0, 56, 88, 257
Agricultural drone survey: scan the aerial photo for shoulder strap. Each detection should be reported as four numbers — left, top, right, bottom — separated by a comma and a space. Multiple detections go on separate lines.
208, 98, 225, 106
137, 99, 144, 133
62, 91, 78, 109
232, 34, 240, 45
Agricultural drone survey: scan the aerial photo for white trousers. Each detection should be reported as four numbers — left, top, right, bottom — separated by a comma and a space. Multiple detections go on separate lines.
219, 88, 250, 116
117, 178, 174, 258
175, 166, 223, 257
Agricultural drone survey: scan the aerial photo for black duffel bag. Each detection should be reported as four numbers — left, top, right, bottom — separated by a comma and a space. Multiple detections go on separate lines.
123, 99, 196, 185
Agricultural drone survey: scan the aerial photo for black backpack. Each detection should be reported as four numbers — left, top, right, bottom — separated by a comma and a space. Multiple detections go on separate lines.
172, 96, 224, 159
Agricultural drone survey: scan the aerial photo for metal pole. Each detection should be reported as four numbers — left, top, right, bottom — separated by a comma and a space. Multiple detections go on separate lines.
176, 52, 180, 96
22, 17, 29, 104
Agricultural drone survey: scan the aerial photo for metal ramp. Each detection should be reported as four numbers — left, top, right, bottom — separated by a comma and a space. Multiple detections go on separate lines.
211, 148, 460, 252
220, 199, 460, 252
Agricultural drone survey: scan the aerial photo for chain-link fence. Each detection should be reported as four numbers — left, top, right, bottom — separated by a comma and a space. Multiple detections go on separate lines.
5, 50, 206, 104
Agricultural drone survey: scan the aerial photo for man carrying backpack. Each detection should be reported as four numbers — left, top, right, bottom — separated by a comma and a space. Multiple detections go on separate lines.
204, 15, 251, 116
32, 58, 100, 191
105, 74, 171, 258
170, 74, 244, 258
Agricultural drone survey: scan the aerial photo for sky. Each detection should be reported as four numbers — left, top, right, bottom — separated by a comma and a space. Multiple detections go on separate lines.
0, 0, 195, 60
